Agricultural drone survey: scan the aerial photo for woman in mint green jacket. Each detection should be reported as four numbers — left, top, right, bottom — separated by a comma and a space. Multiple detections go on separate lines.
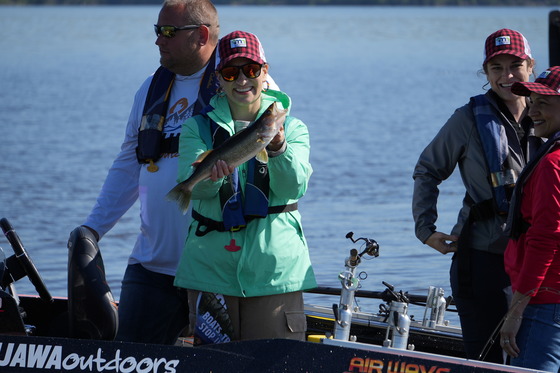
173, 31, 316, 342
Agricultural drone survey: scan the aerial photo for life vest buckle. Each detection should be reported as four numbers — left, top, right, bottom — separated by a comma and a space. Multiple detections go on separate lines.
490, 169, 517, 188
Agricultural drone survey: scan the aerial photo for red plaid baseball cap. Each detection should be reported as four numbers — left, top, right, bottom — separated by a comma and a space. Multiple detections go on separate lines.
483, 28, 532, 66
217, 31, 267, 71
512, 66, 560, 97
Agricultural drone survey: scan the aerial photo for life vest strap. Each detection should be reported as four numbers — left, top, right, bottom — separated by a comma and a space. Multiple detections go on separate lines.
192, 203, 298, 237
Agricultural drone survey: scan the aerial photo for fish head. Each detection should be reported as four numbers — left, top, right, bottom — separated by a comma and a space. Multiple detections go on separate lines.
256, 102, 288, 142
270, 102, 288, 129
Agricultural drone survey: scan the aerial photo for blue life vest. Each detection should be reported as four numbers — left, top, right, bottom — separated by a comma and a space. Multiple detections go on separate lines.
470, 94, 516, 213
203, 114, 269, 231
136, 51, 218, 170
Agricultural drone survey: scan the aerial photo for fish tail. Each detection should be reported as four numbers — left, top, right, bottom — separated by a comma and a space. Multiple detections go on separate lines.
166, 184, 192, 215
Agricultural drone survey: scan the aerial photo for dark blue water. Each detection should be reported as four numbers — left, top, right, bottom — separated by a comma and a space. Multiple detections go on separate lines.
0, 5, 555, 322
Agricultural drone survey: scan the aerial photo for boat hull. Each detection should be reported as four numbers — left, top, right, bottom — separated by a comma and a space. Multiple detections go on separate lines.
0, 335, 539, 373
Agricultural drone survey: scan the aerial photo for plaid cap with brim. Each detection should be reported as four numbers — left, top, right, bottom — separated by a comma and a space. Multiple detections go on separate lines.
483, 28, 532, 66
217, 31, 267, 71
512, 66, 560, 97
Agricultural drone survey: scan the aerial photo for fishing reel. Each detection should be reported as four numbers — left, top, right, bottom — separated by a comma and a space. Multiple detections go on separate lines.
378, 281, 410, 320
381, 281, 409, 303
345, 232, 379, 265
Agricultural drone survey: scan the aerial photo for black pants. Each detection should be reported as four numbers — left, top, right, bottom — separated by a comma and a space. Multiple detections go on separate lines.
450, 249, 510, 363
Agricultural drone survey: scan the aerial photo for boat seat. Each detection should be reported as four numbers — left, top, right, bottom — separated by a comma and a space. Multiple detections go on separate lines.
67, 226, 118, 340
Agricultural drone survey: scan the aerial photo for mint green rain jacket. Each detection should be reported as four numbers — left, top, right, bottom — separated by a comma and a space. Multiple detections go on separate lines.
173, 89, 317, 297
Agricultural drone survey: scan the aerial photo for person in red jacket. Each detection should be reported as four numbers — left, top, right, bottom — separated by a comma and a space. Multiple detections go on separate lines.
500, 66, 560, 372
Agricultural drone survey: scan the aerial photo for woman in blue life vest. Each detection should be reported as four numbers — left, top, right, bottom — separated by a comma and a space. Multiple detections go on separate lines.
412, 29, 542, 363
173, 31, 317, 342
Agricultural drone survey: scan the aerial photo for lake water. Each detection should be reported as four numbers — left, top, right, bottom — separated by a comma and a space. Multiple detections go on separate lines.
0, 5, 556, 323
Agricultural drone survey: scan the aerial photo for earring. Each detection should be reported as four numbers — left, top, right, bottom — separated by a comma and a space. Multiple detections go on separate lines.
217, 86, 225, 97
262, 80, 270, 92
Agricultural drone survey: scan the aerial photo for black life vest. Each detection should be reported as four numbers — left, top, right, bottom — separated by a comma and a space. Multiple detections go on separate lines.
506, 132, 560, 239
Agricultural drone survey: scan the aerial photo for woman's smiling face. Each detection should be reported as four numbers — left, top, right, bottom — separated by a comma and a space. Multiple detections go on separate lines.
218, 57, 269, 117
485, 54, 533, 103
529, 92, 560, 138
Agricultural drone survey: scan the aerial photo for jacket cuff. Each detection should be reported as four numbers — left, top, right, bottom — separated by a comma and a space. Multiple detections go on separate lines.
267, 141, 287, 157
418, 229, 435, 245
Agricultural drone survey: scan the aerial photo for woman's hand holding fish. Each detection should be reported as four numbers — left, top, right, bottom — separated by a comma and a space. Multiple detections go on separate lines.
211, 160, 235, 182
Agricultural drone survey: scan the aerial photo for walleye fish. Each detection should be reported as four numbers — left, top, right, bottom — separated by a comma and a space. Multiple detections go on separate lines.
167, 102, 287, 214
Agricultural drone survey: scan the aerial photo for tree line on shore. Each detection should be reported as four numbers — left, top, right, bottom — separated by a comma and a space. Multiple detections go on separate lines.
2, 0, 559, 5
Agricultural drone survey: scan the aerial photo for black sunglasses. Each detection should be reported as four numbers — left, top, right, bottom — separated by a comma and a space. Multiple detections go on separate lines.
219, 63, 263, 82
154, 24, 209, 38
